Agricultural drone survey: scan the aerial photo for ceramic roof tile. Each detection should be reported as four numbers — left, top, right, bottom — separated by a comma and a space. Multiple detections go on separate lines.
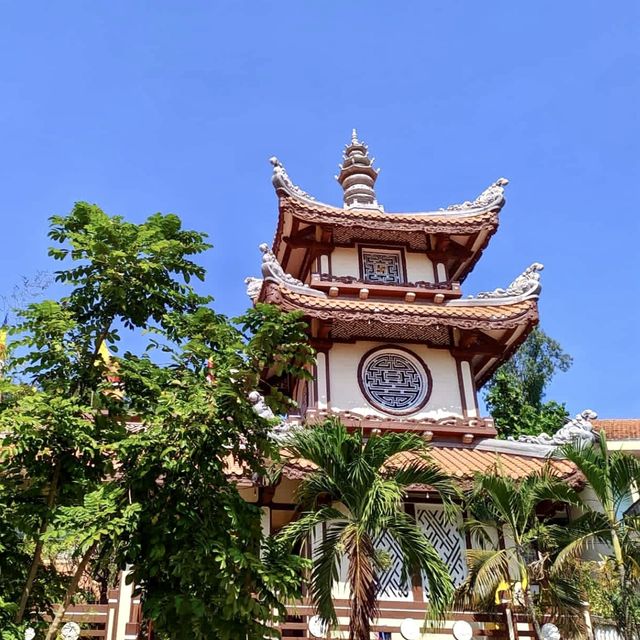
237, 445, 580, 485
594, 419, 640, 441
264, 282, 539, 330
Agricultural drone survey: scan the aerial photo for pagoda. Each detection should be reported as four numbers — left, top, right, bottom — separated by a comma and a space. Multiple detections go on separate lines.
247, 130, 543, 443
240, 132, 585, 636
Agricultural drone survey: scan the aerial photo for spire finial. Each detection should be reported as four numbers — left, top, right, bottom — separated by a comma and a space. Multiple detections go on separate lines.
336, 130, 381, 210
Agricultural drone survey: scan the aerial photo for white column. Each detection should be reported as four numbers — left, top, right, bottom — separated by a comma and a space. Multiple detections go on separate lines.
460, 361, 478, 418
115, 568, 134, 640
436, 262, 447, 282
316, 352, 328, 410
261, 507, 271, 537
320, 254, 330, 273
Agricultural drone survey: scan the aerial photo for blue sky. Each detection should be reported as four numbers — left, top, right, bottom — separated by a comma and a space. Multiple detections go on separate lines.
1, 2, 638, 417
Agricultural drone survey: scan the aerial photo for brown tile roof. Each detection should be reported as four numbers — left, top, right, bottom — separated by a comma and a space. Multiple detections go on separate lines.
279, 194, 502, 230
262, 281, 539, 331
281, 446, 580, 489
593, 419, 640, 441
224, 444, 580, 489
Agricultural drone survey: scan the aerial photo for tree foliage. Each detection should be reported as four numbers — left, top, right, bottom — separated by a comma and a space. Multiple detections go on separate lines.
0, 203, 314, 639
553, 433, 640, 640
484, 327, 573, 439
458, 468, 585, 639
278, 420, 459, 640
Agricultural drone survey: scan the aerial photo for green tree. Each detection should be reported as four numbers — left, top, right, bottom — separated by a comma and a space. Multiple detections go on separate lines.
278, 421, 459, 640
116, 303, 313, 640
553, 433, 640, 640
0, 203, 314, 639
484, 327, 573, 439
457, 468, 584, 640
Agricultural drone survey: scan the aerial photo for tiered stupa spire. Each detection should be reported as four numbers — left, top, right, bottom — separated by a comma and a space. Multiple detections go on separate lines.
336, 129, 381, 210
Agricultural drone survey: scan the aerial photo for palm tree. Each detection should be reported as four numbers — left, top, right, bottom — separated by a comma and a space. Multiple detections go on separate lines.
554, 432, 640, 639
457, 467, 583, 640
278, 420, 458, 640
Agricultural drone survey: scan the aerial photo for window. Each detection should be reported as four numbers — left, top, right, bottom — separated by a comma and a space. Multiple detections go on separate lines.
359, 247, 405, 284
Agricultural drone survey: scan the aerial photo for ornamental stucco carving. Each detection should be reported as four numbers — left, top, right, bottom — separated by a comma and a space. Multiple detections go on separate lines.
244, 276, 263, 302
444, 178, 509, 212
270, 156, 317, 202
472, 263, 544, 300
258, 243, 326, 297
511, 410, 598, 446
248, 390, 275, 420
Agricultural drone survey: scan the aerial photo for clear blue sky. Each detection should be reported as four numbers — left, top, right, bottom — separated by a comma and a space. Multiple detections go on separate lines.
1, 2, 638, 418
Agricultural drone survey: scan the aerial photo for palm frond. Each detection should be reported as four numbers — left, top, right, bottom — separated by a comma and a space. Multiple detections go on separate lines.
608, 454, 640, 512
363, 431, 426, 471
530, 467, 583, 509
550, 530, 603, 574
309, 520, 347, 629
460, 517, 494, 549
384, 511, 454, 621
387, 460, 460, 508
295, 470, 342, 511
278, 506, 346, 547
360, 476, 404, 529
556, 440, 610, 507
471, 473, 520, 533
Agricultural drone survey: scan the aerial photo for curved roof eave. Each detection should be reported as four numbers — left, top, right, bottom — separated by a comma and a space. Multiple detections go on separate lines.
270, 157, 508, 224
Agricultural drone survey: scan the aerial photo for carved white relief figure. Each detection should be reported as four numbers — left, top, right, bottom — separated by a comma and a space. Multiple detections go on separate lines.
244, 276, 263, 302
248, 390, 275, 420
269, 156, 316, 201
444, 178, 508, 211
512, 409, 598, 446
473, 263, 544, 300
258, 243, 327, 297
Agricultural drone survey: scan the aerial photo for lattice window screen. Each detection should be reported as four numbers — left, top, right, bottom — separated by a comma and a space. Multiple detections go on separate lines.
361, 249, 403, 284
415, 504, 467, 600
373, 529, 412, 601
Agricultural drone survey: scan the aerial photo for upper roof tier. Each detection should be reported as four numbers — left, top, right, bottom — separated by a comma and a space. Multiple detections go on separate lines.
247, 244, 542, 387
269, 132, 508, 283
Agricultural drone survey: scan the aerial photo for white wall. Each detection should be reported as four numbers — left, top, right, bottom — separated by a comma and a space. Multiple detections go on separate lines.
330, 247, 358, 277
329, 247, 435, 283
406, 251, 435, 282
327, 341, 464, 419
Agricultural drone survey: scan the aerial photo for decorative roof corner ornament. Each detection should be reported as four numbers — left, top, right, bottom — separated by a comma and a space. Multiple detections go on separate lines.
473, 262, 544, 300
244, 276, 263, 302
443, 177, 509, 212
269, 418, 304, 443
248, 390, 275, 420
511, 409, 598, 446
269, 156, 317, 202
336, 129, 382, 211
259, 243, 327, 297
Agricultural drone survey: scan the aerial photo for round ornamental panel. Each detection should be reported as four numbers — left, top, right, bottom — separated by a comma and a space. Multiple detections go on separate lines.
358, 346, 432, 415
452, 620, 474, 640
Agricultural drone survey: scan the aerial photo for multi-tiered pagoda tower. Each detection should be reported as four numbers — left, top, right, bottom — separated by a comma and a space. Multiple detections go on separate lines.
248, 131, 543, 443
240, 133, 580, 633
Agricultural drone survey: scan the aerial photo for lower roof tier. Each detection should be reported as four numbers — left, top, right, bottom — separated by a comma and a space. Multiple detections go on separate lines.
260, 280, 539, 387
226, 441, 582, 491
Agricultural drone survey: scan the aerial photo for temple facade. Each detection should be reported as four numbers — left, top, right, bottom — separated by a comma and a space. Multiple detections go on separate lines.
239, 132, 584, 638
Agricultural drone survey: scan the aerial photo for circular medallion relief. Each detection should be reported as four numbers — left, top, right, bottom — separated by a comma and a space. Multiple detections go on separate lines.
358, 346, 432, 415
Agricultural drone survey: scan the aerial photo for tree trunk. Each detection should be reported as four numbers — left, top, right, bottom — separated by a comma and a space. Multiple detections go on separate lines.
346, 532, 377, 640
523, 587, 543, 640
16, 463, 60, 623
44, 541, 98, 640
610, 526, 633, 640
